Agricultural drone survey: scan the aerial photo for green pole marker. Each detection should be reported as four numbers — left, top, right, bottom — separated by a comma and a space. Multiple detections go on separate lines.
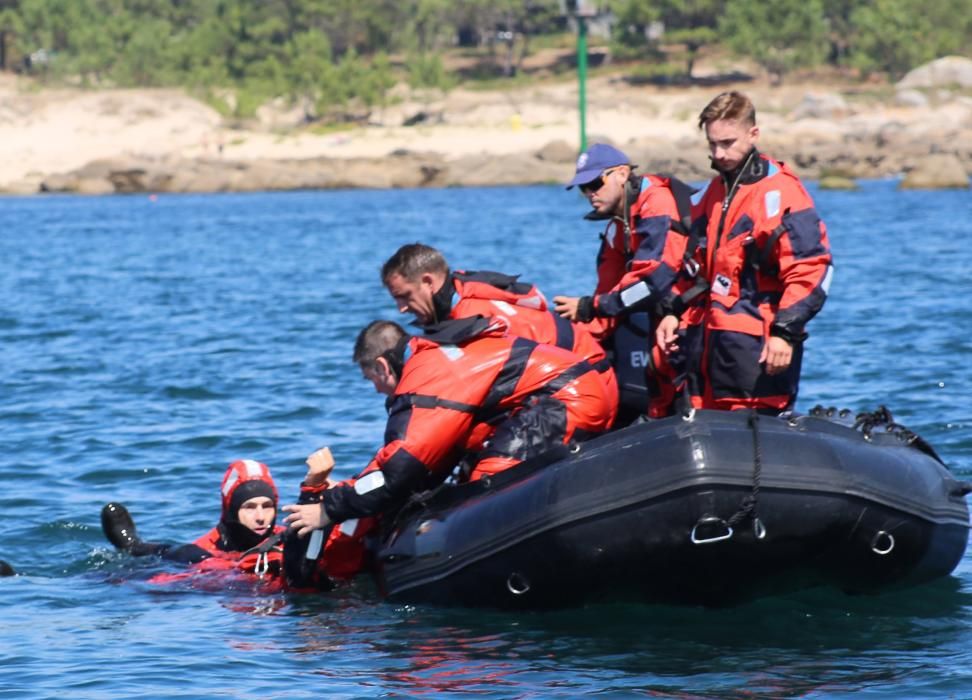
577, 16, 588, 152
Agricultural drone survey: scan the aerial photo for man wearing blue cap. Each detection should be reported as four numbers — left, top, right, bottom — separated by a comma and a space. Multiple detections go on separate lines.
553, 143, 697, 423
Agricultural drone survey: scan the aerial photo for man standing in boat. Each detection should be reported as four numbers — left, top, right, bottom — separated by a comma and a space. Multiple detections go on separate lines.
552, 144, 697, 423
381, 242, 618, 426
656, 91, 833, 413
283, 317, 613, 537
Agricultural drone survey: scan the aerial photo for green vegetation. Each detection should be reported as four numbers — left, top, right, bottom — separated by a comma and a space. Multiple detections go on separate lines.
0, 0, 967, 121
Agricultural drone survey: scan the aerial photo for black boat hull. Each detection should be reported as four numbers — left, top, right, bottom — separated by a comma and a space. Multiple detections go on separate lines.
375, 410, 970, 609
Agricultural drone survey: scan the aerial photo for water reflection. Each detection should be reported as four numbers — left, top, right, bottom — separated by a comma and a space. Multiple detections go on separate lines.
268, 577, 971, 697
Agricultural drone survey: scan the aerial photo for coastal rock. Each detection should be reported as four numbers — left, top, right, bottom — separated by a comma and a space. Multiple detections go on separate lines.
897, 56, 972, 90
255, 96, 315, 129
791, 92, 851, 120
818, 175, 858, 190
76, 177, 116, 195
39, 152, 458, 194
0, 174, 44, 194
626, 139, 712, 182
446, 152, 566, 187
535, 140, 576, 163
899, 153, 969, 189
894, 90, 929, 108
39, 172, 80, 193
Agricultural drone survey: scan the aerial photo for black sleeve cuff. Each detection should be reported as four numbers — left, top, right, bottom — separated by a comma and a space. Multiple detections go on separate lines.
576, 296, 595, 323
655, 294, 681, 320
770, 323, 808, 345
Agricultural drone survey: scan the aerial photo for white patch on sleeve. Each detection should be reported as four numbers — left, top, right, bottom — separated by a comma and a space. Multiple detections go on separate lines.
620, 281, 650, 308
354, 471, 386, 495
339, 518, 360, 536
821, 265, 834, 295
490, 300, 517, 315
711, 274, 732, 297
438, 345, 464, 361
765, 190, 782, 219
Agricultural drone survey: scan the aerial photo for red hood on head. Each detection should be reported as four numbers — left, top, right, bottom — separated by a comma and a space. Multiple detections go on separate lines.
220, 460, 278, 521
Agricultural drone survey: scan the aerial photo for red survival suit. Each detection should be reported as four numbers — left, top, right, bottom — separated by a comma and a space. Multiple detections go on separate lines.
150, 460, 369, 590
678, 150, 833, 412
431, 269, 618, 427
576, 174, 695, 418
321, 316, 614, 526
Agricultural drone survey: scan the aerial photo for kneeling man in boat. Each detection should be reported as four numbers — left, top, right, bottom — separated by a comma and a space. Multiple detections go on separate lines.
381, 242, 618, 427
284, 316, 613, 538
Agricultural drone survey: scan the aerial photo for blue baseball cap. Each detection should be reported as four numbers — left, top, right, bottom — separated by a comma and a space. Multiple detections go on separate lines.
566, 143, 633, 189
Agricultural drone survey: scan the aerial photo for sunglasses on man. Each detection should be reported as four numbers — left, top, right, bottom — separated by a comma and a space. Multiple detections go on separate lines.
579, 167, 620, 194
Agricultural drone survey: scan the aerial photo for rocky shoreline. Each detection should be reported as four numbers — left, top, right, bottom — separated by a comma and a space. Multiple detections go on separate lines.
4, 57, 971, 195
31, 135, 972, 196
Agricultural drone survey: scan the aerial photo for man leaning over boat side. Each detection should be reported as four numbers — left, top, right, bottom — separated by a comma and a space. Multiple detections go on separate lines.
655, 91, 834, 413
381, 242, 618, 427
552, 143, 698, 424
283, 317, 613, 538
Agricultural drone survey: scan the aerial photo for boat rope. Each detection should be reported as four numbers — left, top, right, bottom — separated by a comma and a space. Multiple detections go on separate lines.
814, 405, 970, 496
849, 405, 947, 464
852, 405, 912, 440
725, 409, 765, 538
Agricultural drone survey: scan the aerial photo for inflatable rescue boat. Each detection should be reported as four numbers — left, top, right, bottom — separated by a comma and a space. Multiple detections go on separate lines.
375, 407, 971, 609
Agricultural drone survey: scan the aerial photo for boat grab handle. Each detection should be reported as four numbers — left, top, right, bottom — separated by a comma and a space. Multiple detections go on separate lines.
691, 517, 734, 545
507, 572, 531, 595
871, 530, 895, 555
753, 517, 767, 540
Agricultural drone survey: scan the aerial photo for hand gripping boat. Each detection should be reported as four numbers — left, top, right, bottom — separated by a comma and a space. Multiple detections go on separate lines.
375, 407, 971, 609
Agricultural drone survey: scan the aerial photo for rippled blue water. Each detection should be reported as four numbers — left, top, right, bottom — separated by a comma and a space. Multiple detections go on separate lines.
1, 181, 970, 698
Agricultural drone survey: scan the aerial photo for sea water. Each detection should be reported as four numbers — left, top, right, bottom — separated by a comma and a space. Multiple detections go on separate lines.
1, 180, 970, 698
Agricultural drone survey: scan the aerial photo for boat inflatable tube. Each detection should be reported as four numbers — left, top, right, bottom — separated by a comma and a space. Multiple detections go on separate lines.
375, 408, 971, 609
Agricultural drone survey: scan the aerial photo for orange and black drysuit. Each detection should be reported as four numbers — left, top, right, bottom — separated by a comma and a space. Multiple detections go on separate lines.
321, 316, 613, 524
429, 269, 618, 426
665, 149, 833, 412
573, 174, 695, 418
148, 460, 369, 589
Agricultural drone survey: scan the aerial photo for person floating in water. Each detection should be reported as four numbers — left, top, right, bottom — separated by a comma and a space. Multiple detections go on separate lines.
101, 457, 370, 590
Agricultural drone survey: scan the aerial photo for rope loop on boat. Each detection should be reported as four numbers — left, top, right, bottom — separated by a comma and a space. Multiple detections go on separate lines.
691, 410, 766, 545
725, 409, 764, 534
